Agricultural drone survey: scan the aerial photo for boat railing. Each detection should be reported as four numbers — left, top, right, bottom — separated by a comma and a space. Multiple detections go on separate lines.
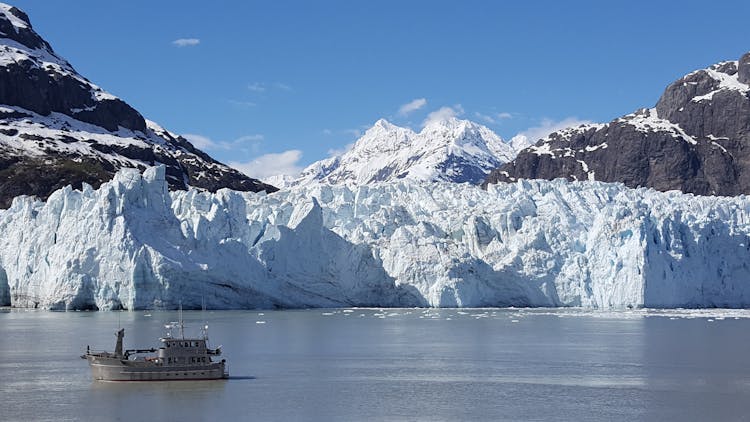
80, 348, 119, 359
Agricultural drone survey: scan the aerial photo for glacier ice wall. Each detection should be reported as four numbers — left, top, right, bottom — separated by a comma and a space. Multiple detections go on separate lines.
1, 166, 750, 310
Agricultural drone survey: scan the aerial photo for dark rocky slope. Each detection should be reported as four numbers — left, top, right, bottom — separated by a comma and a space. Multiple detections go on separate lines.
486, 52, 750, 196
0, 4, 275, 208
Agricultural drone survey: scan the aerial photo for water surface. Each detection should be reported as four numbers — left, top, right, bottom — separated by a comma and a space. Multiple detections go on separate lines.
1, 308, 749, 421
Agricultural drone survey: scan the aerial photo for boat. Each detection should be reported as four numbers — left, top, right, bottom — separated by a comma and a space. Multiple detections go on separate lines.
81, 312, 228, 381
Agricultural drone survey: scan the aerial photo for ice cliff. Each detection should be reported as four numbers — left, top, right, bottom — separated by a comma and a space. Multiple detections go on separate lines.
1, 166, 750, 310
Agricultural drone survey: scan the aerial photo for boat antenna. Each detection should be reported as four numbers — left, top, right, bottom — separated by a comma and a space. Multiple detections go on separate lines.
179, 301, 185, 339
201, 296, 208, 340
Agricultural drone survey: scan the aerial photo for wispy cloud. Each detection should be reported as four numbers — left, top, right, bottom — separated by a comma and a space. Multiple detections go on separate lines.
172, 38, 200, 47
398, 98, 427, 116
474, 111, 514, 125
423, 104, 464, 126
235, 134, 264, 143
327, 142, 355, 157
513, 117, 592, 143
181, 134, 215, 149
229, 150, 304, 179
343, 128, 363, 138
474, 112, 497, 125
182, 133, 264, 151
228, 99, 257, 107
248, 82, 266, 92
247, 82, 293, 93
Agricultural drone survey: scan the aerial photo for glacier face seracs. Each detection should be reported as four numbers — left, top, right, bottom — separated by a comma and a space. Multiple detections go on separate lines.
1, 166, 750, 310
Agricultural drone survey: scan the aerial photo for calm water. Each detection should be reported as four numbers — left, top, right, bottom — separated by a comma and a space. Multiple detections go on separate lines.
2, 308, 750, 421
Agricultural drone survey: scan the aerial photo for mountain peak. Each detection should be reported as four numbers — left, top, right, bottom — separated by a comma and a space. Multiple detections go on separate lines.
372, 118, 396, 129
287, 115, 524, 187
0, 3, 30, 29
422, 115, 471, 130
0, 3, 53, 53
0, 3, 276, 207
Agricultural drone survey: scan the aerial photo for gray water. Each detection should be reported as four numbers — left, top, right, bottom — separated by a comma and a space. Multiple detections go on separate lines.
2, 308, 750, 421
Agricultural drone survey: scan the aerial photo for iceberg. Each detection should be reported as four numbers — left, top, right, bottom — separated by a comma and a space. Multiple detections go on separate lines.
1, 166, 749, 310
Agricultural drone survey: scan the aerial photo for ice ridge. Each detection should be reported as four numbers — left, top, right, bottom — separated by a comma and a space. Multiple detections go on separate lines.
1, 166, 750, 310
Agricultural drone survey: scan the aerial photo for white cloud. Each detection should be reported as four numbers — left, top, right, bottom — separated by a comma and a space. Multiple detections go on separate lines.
182, 133, 263, 151
228, 99, 257, 107
234, 134, 264, 143
343, 128, 363, 138
248, 82, 266, 92
247, 82, 292, 93
327, 142, 355, 157
182, 133, 215, 149
398, 98, 427, 116
422, 104, 464, 126
474, 111, 514, 125
172, 38, 200, 47
322, 129, 333, 135
474, 112, 497, 125
229, 150, 304, 179
514, 117, 592, 143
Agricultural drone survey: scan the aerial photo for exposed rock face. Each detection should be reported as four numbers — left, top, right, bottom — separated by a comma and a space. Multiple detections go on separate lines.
486, 52, 750, 196
0, 5, 145, 133
0, 3, 275, 208
738, 52, 750, 84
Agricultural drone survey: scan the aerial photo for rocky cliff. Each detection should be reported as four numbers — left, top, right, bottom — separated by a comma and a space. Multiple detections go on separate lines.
486, 52, 750, 196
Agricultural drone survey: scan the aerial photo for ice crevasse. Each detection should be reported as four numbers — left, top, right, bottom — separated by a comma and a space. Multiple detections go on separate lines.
1, 165, 749, 310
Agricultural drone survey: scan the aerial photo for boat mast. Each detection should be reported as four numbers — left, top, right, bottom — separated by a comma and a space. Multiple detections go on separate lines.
201, 296, 208, 340
179, 302, 185, 339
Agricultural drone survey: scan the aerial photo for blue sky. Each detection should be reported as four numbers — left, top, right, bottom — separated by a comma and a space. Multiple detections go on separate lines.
11, 0, 750, 178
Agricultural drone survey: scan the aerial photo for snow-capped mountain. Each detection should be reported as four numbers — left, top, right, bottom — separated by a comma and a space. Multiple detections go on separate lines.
289, 117, 529, 187
487, 52, 750, 196
3, 165, 750, 310
0, 4, 275, 208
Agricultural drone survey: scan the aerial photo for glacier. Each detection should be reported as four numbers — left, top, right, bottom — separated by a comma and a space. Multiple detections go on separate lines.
1, 166, 750, 310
